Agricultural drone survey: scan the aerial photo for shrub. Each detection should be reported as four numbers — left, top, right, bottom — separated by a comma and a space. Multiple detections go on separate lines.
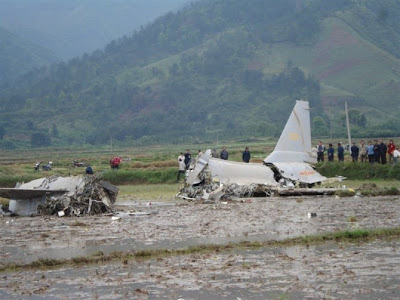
316, 162, 400, 180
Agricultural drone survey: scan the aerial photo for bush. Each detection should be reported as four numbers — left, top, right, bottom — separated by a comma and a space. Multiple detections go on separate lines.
316, 162, 400, 180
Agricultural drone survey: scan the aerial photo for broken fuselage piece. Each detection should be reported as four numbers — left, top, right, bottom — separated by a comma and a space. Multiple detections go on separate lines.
178, 100, 328, 201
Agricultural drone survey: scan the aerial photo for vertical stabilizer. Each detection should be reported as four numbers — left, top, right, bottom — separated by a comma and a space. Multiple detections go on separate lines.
264, 100, 316, 164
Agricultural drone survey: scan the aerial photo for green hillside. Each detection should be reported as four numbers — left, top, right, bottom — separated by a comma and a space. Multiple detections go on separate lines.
0, 27, 59, 84
0, 0, 399, 149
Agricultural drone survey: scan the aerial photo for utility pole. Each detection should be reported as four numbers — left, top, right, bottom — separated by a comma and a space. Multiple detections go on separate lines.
345, 101, 351, 148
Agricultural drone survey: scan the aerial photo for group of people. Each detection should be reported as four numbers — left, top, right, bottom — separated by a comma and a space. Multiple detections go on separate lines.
317, 139, 400, 164
177, 149, 196, 180
177, 146, 252, 181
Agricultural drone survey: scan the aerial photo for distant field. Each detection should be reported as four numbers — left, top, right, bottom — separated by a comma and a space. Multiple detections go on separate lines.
0, 141, 399, 189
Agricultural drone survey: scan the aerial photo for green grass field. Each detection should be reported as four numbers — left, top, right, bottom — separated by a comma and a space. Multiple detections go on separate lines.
0, 142, 399, 205
118, 184, 181, 201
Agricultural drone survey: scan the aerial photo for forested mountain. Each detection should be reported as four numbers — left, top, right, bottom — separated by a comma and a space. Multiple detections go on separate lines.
0, 0, 192, 60
1, 0, 400, 149
0, 27, 59, 84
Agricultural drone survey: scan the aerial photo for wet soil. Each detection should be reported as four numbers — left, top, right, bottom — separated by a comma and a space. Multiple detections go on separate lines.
1, 240, 399, 299
1, 196, 400, 298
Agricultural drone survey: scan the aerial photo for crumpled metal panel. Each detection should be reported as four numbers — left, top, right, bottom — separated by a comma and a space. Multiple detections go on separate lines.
208, 158, 278, 186
272, 162, 326, 184
7, 176, 117, 216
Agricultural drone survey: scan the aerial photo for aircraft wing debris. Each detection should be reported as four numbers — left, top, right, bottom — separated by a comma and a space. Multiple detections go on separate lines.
5, 175, 118, 216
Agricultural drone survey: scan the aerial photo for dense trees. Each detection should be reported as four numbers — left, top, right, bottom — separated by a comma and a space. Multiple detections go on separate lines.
0, 0, 399, 148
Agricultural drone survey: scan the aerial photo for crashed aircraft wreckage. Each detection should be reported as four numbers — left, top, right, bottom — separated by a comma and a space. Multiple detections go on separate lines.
0, 175, 118, 216
178, 100, 337, 201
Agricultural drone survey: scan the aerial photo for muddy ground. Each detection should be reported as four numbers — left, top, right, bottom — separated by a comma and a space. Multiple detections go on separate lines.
1, 195, 400, 299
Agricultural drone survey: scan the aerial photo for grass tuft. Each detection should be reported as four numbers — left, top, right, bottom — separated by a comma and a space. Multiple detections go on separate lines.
71, 221, 87, 227
347, 216, 358, 222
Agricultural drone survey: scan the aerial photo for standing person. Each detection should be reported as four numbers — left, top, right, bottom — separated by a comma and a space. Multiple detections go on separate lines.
337, 143, 344, 162
393, 147, 400, 164
113, 155, 121, 170
184, 150, 191, 170
178, 152, 185, 164
367, 140, 375, 164
387, 139, 396, 164
220, 146, 229, 160
379, 139, 387, 164
110, 155, 121, 170
350, 142, 359, 162
177, 157, 186, 181
196, 150, 203, 160
109, 156, 115, 169
327, 143, 334, 162
242, 147, 251, 163
360, 140, 368, 163
317, 141, 325, 162
373, 140, 381, 163
211, 149, 219, 158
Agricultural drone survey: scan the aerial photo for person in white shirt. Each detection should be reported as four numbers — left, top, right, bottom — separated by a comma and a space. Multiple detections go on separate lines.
177, 153, 186, 181
393, 147, 400, 164
196, 149, 203, 160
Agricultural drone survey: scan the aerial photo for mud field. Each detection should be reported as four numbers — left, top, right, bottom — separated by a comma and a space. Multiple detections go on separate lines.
1, 195, 400, 299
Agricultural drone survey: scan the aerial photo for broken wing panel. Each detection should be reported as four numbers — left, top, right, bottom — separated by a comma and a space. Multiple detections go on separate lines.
0, 188, 66, 199
208, 159, 278, 186
272, 162, 326, 184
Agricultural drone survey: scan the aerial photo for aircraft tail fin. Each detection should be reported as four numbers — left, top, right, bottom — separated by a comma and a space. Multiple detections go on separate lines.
264, 100, 316, 164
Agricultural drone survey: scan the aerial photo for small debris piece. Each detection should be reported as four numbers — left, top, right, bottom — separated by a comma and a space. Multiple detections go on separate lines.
307, 212, 317, 218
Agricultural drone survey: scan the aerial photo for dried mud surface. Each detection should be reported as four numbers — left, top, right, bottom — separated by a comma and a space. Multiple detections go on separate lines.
1, 196, 400, 299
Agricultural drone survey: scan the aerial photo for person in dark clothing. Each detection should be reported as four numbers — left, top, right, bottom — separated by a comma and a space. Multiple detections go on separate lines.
86, 165, 94, 174
350, 142, 359, 162
242, 147, 251, 163
317, 141, 325, 162
373, 140, 380, 163
327, 143, 334, 162
379, 139, 387, 164
337, 143, 344, 162
220, 146, 228, 160
184, 150, 191, 170
211, 149, 219, 158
